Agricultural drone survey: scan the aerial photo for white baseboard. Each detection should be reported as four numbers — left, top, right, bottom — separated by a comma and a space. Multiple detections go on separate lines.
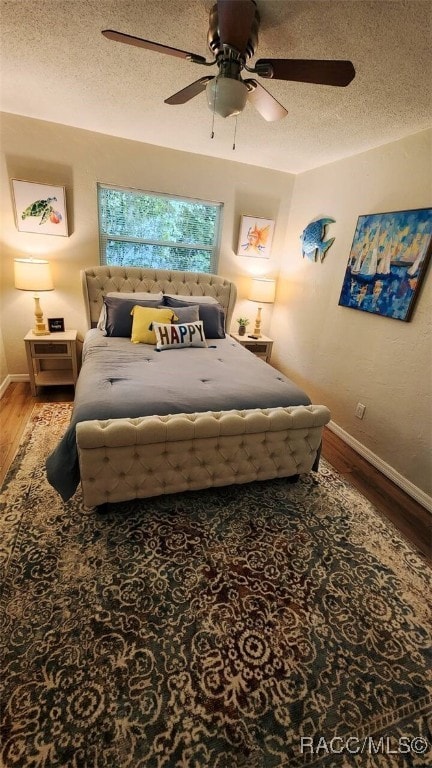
0, 374, 30, 399
0, 375, 11, 398
328, 420, 432, 513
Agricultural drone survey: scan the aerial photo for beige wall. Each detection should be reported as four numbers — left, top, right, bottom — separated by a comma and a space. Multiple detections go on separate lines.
0, 113, 293, 373
270, 129, 432, 496
1, 113, 431, 499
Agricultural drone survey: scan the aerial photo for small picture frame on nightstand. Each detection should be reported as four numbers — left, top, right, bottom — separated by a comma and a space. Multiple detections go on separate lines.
48, 317, 65, 333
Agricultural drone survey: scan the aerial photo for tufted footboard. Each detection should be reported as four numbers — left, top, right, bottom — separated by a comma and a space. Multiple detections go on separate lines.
76, 404, 331, 507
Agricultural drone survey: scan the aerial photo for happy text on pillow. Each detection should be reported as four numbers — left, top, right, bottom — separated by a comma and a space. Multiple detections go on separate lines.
158, 322, 205, 346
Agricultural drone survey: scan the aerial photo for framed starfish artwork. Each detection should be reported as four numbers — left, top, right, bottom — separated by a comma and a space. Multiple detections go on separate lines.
237, 215, 274, 258
11, 179, 69, 236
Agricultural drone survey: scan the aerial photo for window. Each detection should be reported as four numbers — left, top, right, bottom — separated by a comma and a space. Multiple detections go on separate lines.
98, 184, 222, 273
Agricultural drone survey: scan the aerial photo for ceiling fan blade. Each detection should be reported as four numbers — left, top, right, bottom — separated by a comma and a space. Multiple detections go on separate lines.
164, 77, 215, 105
102, 29, 207, 64
217, 0, 256, 55
244, 79, 288, 121
255, 59, 355, 87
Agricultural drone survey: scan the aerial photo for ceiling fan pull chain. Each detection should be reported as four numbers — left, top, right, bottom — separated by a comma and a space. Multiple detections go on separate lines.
233, 115, 238, 150
210, 77, 218, 138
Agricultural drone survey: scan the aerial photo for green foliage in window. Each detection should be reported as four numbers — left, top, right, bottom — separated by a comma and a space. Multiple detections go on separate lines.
98, 185, 222, 273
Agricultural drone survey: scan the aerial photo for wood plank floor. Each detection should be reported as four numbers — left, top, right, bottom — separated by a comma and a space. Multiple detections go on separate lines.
321, 428, 431, 564
0, 382, 74, 488
1, 381, 431, 564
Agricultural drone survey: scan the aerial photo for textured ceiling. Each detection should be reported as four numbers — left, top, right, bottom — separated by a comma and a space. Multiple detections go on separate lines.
1, 0, 431, 173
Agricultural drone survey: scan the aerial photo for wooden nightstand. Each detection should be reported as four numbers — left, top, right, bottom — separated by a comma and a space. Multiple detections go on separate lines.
231, 333, 274, 363
24, 330, 81, 396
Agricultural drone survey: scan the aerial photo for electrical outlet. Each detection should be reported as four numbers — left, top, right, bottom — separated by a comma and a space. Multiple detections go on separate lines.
355, 402, 366, 419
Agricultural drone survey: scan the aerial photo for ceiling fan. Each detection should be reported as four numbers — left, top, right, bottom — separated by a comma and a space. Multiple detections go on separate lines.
102, 0, 355, 122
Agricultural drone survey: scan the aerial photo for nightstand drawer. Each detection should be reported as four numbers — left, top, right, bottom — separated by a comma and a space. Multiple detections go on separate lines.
243, 343, 267, 356
31, 341, 71, 357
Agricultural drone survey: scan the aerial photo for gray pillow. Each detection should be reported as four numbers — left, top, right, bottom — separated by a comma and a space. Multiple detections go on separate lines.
158, 304, 200, 324
104, 296, 161, 337
164, 296, 225, 338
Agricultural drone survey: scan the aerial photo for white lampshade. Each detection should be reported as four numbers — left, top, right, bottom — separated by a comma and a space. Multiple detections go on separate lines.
248, 277, 276, 304
248, 277, 276, 339
14, 258, 54, 291
14, 258, 54, 336
206, 76, 248, 118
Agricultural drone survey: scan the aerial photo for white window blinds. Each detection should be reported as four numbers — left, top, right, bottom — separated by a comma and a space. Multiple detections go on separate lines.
98, 184, 222, 273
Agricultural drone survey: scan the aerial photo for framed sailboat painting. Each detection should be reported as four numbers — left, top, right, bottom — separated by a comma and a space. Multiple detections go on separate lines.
338, 208, 432, 321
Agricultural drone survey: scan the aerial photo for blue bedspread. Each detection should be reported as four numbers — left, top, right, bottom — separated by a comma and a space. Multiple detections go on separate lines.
46, 331, 310, 501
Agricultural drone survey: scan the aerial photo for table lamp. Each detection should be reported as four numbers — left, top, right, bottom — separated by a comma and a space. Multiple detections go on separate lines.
248, 277, 276, 338
14, 257, 54, 335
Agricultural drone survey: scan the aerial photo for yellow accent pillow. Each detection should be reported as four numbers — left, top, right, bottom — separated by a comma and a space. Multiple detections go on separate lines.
130, 306, 177, 344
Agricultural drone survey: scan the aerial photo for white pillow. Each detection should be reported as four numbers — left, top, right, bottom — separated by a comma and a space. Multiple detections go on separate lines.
153, 321, 207, 350
107, 291, 163, 300
96, 291, 164, 333
163, 293, 219, 304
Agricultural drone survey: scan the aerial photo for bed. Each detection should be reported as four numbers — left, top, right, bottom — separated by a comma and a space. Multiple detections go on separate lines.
46, 266, 330, 506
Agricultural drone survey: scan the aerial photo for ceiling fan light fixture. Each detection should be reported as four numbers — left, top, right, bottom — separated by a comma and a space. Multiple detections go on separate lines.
206, 76, 248, 118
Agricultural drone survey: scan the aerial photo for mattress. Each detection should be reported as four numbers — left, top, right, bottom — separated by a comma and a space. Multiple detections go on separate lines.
46, 330, 311, 501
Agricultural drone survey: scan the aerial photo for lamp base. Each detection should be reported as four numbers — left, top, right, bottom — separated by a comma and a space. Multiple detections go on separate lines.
253, 306, 262, 338
33, 296, 50, 335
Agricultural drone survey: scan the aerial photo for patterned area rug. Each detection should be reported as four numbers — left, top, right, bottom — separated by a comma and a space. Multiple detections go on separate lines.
1, 403, 431, 768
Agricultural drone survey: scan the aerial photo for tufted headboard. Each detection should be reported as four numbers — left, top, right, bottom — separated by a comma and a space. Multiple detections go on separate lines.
81, 266, 237, 331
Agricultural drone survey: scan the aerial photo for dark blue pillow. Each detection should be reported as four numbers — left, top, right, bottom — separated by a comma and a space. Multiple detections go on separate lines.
164, 297, 225, 338
104, 296, 161, 337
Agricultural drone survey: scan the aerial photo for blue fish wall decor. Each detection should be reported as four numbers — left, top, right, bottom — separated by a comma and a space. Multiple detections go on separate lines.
300, 217, 335, 262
